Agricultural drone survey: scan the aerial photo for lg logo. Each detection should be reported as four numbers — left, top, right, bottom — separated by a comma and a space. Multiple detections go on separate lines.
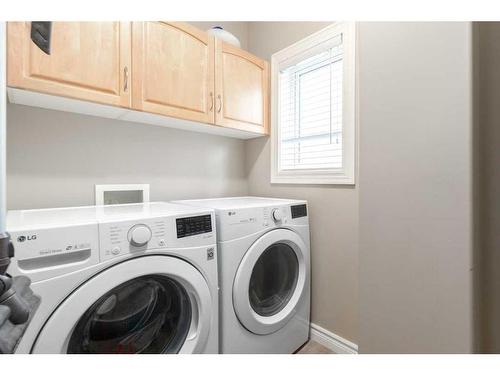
17, 234, 37, 242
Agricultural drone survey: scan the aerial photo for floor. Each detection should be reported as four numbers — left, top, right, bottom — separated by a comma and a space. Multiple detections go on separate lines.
296, 340, 334, 354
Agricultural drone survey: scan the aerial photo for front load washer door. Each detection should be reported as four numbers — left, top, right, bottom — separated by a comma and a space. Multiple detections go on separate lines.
32, 256, 212, 354
233, 229, 308, 335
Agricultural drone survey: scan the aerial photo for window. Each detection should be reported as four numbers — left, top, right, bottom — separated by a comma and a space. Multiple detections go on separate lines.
271, 23, 356, 184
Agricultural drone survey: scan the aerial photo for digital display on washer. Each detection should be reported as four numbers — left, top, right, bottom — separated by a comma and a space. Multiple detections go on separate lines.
291, 204, 307, 219
176, 215, 212, 238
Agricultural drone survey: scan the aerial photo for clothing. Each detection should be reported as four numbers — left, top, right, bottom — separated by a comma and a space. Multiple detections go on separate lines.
0, 276, 40, 354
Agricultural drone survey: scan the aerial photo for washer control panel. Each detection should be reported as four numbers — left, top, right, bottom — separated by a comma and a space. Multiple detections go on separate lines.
99, 213, 215, 261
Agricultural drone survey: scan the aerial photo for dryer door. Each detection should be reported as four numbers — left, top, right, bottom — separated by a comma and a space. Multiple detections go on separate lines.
32, 255, 212, 353
233, 229, 308, 335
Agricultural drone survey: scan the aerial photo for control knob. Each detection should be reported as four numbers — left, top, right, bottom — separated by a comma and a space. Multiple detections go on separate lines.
272, 209, 283, 222
128, 224, 152, 247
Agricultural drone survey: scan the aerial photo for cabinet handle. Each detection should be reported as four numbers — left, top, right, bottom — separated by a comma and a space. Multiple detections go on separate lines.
123, 66, 129, 92
209, 92, 214, 111
217, 94, 222, 113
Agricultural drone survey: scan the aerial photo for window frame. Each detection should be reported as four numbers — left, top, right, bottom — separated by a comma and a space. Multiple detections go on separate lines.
270, 22, 356, 185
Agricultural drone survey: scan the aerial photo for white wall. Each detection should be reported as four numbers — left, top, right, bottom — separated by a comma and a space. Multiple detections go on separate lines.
7, 104, 247, 209
245, 22, 359, 344
357, 22, 474, 353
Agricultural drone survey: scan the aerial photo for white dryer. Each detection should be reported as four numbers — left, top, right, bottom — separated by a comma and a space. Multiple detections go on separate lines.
7, 202, 218, 354
175, 197, 310, 354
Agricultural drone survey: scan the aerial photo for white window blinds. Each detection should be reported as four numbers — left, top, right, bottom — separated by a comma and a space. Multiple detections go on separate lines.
278, 35, 343, 172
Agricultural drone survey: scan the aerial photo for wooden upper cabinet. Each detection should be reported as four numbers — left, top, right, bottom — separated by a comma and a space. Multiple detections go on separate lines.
7, 22, 270, 137
215, 40, 269, 134
7, 22, 131, 107
132, 22, 215, 124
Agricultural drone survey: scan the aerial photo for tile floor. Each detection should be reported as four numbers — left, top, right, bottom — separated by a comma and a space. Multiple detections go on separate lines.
296, 340, 334, 354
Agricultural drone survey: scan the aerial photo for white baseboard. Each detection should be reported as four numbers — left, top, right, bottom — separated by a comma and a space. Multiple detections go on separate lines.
309, 323, 358, 354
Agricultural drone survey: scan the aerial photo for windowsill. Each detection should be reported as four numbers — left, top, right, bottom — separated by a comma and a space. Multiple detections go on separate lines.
271, 174, 355, 185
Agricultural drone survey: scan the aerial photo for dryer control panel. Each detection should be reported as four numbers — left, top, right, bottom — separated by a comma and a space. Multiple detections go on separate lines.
216, 203, 309, 242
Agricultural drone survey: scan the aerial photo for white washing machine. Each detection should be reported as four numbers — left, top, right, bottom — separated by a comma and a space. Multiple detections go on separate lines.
175, 197, 310, 354
7, 202, 218, 354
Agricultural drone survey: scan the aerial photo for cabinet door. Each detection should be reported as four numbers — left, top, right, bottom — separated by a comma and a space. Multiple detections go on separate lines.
7, 22, 131, 107
215, 40, 269, 134
132, 22, 215, 124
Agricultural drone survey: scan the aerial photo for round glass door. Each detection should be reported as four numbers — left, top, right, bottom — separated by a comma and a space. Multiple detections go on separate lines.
249, 243, 299, 317
32, 256, 213, 354
67, 275, 191, 354
233, 229, 308, 335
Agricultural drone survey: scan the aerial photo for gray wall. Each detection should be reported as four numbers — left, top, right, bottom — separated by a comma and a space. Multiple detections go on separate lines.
7, 104, 247, 209
245, 22, 359, 344
474, 22, 500, 353
357, 22, 474, 353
